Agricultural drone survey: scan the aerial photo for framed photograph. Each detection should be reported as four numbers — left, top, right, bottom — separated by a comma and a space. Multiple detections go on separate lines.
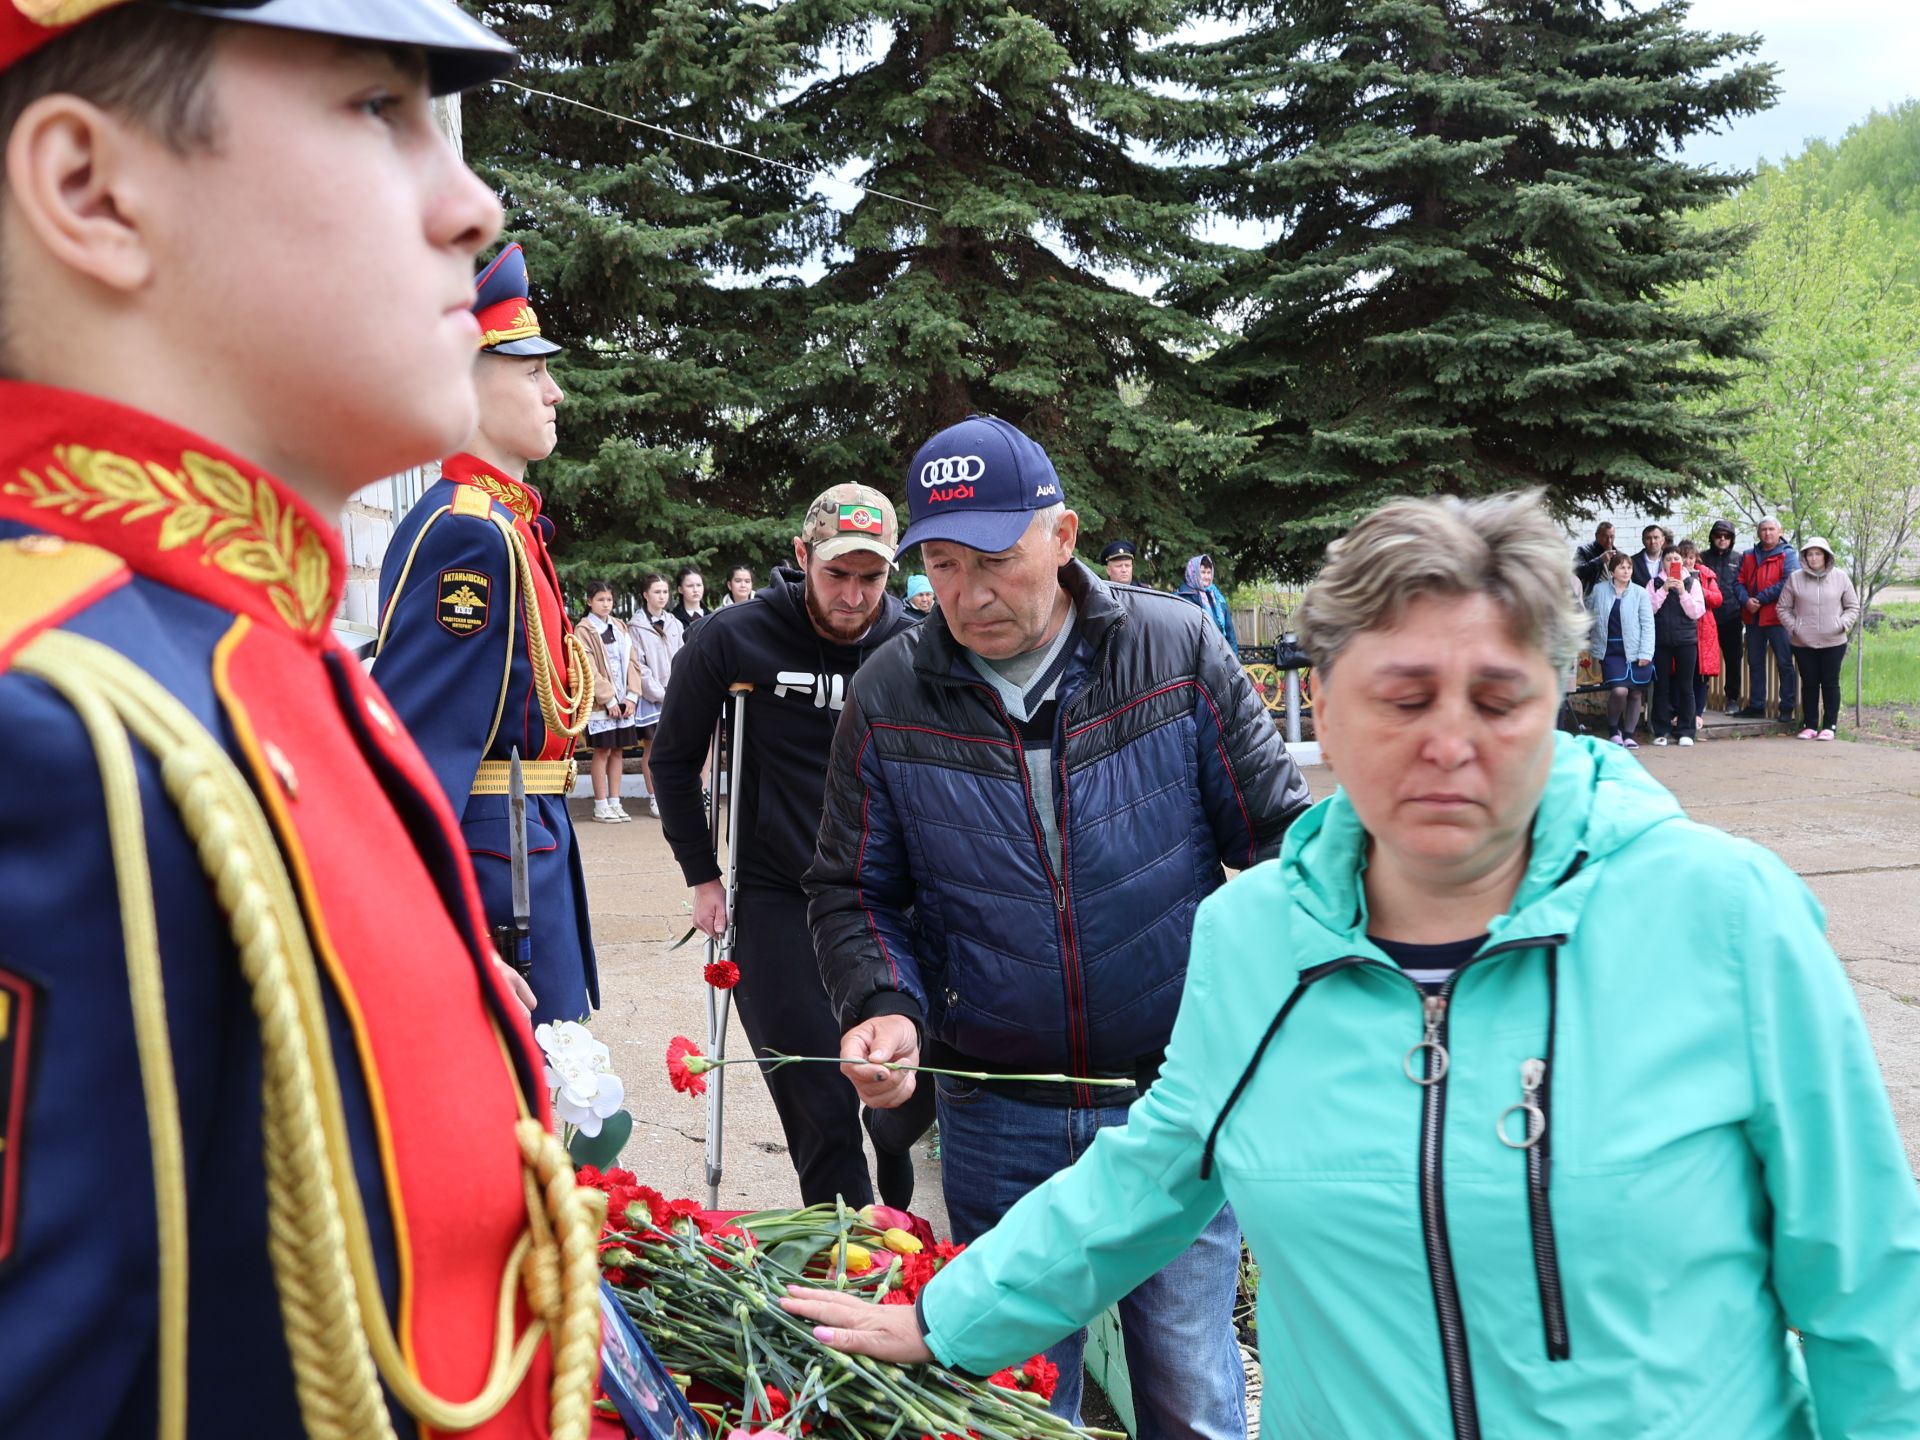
599, 1285, 703, 1440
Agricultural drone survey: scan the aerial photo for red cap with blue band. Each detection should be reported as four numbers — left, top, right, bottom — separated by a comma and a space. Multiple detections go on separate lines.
472, 243, 563, 357
1, 0, 515, 92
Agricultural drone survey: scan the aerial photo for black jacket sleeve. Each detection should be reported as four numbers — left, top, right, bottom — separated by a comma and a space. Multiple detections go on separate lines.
1193, 618, 1312, 868
805, 682, 929, 1035
649, 625, 730, 888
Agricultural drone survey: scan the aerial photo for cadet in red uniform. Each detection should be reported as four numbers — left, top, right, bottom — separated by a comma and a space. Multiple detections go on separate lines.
0, 4, 602, 1437
374, 243, 598, 1024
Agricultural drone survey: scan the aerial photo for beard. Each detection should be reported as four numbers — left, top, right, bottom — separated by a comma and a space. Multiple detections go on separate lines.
805, 574, 884, 643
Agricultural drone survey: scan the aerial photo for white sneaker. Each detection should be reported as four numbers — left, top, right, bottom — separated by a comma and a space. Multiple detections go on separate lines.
1653, 736, 1669, 746
593, 800, 619, 823
611, 800, 633, 822
1678, 736, 1694, 747
648, 797, 661, 818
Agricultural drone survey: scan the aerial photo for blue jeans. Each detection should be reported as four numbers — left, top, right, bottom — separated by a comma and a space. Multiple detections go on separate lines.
1746, 622, 1795, 716
935, 1077, 1247, 1440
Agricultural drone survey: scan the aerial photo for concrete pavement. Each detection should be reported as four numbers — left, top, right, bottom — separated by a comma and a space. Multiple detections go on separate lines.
577, 732, 1920, 1216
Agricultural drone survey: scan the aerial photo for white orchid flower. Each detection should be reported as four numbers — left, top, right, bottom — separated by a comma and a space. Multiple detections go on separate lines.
535, 1020, 627, 1137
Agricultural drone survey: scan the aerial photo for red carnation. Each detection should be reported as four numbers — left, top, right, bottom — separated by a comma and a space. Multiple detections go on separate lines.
986, 1369, 1020, 1391
1021, 1355, 1060, 1400
666, 1036, 708, 1095
703, 959, 741, 990
746, 1386, 790, 1423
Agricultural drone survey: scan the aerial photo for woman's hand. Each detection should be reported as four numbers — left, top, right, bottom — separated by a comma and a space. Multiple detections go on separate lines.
780, 1286, 935, 1363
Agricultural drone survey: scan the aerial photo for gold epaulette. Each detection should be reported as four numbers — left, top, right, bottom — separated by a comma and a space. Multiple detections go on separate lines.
451, 485, 495, 520
0, 537, 128, 664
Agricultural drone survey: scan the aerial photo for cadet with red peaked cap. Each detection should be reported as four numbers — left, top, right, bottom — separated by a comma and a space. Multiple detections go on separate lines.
0, 7, 620, 1440
374, 241, 601, 1028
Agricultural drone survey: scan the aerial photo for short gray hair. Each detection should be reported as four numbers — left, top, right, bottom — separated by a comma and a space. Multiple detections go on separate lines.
1298, 490, 1587, 677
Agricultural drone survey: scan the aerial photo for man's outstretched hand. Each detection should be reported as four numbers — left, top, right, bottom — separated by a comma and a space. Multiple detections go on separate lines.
781, 1285, 935, 1364
839, 1015, 920, 1108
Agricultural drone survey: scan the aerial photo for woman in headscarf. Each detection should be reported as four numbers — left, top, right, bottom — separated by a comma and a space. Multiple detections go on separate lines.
786, 490, 1920, 1440
1176, 553, 1240, 653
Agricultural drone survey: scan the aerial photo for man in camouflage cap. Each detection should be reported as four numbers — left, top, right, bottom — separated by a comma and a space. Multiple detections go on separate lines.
650, 483, 923, 1207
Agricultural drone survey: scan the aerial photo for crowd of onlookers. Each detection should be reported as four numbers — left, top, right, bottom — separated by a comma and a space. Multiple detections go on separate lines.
1574, 517, 1861, 748
569, 541, 1253, 823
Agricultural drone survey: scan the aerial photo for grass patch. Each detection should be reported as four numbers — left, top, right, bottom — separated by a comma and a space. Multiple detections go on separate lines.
1843, 625, 1920, 708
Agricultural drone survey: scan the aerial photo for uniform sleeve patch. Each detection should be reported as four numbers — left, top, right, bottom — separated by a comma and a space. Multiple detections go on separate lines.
0, 967, 40, 1267
437, 570, 492, 636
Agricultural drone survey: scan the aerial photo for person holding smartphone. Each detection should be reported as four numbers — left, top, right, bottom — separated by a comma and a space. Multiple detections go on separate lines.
1648, 544, 1706, 746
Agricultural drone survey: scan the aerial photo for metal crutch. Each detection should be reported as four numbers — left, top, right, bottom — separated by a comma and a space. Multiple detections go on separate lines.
704, 682, 752, 1209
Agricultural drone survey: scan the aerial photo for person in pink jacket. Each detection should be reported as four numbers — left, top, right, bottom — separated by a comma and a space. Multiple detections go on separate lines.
1676, 539, 1722, 719
1648, 544, 1707, 745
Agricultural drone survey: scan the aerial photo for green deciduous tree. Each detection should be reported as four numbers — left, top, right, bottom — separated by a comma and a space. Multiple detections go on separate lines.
1683, 165, 1918, 542
1174, 0, 1777, 577
1681, 155, 1920, 719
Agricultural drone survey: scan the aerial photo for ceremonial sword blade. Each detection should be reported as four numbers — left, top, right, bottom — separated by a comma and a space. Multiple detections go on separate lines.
508, 746, 531, 926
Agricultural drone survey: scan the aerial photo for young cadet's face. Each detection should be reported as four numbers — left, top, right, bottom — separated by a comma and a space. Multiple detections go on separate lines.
160, 30, 501, 484
473, 354, 564, 464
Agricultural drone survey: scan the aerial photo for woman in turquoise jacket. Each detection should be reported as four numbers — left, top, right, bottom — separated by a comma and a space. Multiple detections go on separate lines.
788, 491, 1920, 1439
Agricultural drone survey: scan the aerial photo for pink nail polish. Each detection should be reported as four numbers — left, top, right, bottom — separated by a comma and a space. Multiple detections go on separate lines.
814, 1326, 833, 1342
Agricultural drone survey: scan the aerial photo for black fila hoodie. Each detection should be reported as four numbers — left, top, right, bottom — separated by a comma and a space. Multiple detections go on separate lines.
651, 565, 917, 893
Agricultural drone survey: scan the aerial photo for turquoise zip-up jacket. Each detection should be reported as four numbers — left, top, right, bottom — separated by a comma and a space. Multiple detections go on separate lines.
921, 734, 1920, 1438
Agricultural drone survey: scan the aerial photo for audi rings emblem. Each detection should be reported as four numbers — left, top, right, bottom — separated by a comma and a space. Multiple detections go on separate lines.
920, 454, 987, 488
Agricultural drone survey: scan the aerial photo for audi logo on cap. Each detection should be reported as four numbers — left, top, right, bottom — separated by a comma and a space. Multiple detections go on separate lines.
920, 455, 987, 488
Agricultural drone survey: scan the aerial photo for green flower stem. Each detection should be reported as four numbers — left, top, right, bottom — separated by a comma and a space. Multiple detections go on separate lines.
610, 1221, 1118, 1439
686, 1049, 1136, 1088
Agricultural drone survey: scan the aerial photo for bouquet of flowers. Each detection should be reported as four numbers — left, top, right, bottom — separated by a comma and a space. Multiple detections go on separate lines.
578, 1167, 1095, 1440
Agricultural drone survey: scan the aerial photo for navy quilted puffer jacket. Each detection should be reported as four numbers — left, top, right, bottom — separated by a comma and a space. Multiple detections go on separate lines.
806, 562, 1310, 1090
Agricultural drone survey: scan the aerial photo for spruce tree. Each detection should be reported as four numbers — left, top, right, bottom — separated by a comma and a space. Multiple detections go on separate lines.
463, 2, 814, 593
741, 0, 1252, 585
1174, 0, 1778, 576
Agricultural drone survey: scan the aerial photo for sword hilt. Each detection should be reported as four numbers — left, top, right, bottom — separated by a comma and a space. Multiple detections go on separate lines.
493, 923, 533, 981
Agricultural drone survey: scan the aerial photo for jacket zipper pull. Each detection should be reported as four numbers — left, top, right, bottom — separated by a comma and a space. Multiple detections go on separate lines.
1498, 1057, 1547, 1148
1053, 881, 1067, 912
1403, 993, 1450, 1085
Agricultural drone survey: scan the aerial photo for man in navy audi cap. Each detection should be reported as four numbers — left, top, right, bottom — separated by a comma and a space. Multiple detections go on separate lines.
806, 414, 1310, 1435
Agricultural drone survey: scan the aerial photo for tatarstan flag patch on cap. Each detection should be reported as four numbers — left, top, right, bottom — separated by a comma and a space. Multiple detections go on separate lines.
838, 504, 886, 535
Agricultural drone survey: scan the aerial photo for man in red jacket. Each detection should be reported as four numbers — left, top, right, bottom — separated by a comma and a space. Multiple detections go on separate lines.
1734, 515, 1801, 721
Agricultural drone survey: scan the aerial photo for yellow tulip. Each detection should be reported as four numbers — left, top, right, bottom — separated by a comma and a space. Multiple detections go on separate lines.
830, 1242, 874, 1274
881, 1228, 924, 1256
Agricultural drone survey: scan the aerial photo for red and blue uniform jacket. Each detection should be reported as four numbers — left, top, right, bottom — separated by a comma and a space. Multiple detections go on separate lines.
0, 383, 565, 1438
374, 454, 597, 1022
